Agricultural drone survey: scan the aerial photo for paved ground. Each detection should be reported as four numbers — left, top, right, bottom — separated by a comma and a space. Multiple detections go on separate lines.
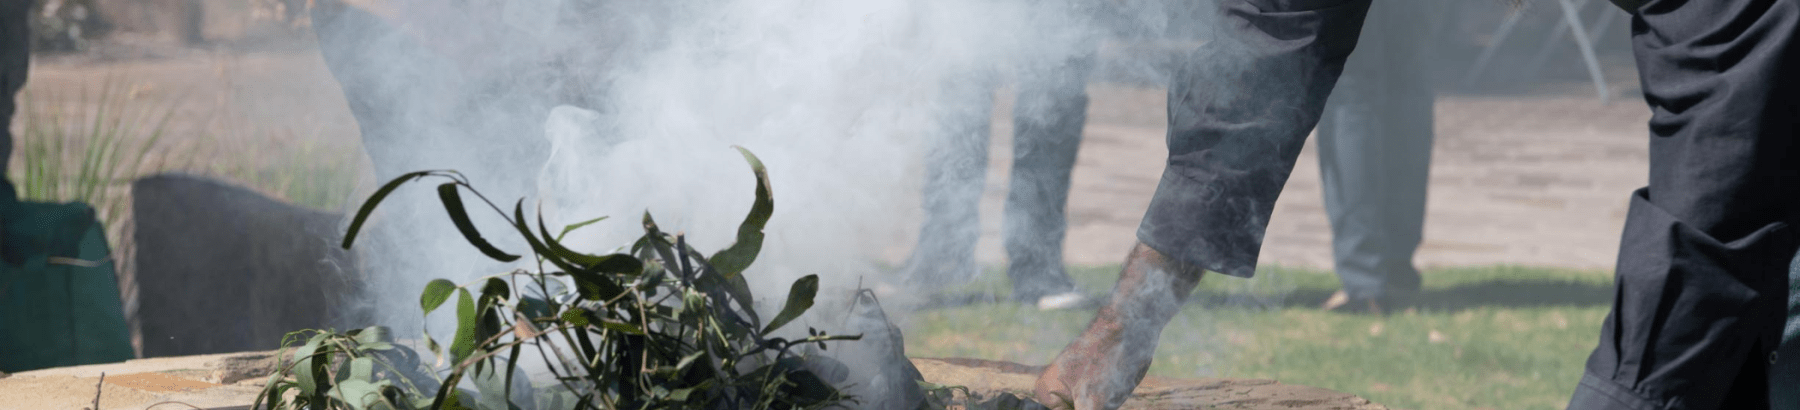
914, 82, 1652, 278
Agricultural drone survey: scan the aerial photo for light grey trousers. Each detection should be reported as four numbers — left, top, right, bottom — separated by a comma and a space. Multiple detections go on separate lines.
1314, 0, 1434, 301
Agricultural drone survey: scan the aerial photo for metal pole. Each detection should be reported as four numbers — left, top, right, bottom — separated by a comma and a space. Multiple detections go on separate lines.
1555, 0, 1612, 103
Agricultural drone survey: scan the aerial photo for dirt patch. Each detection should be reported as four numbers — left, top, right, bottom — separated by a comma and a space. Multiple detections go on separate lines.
0, 374, 162, 410
0, 351, 277, 410
104, 372, 221, 393
910, 357, 1389, 410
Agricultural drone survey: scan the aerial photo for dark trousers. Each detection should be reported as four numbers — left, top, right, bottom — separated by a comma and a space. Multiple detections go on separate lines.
907, 50, 1094, 301
1136, 0, 1799, 408
1137, 0, 1372, 279
1, 0, 27, 176
1317, 0, 1433, 301
1778, 252, 1800, 408
1569, 0, 1800, 408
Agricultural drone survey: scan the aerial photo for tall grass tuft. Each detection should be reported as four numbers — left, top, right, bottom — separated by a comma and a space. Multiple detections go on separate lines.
12, 81, 171, 228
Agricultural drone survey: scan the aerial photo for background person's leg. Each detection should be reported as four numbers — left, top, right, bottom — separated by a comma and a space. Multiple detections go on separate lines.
1004, 49, 1095, 305
902, 74, 998, 288
1569, 0, 1800, 408
1314, 0, 1433, 310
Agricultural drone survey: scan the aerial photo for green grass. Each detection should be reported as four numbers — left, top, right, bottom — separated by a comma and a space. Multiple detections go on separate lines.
900, 264, 1614, 410
13, 84, 171, 235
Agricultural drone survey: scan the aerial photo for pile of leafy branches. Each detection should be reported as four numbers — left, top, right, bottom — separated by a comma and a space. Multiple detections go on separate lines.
254, 147, 861, 410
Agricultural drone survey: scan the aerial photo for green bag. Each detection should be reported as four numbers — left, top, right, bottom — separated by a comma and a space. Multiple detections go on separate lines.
0, 202, 134, 372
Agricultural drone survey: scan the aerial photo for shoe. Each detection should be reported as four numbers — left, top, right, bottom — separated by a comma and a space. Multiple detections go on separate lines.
1321, 288, 1420, 315
1035, 292, 1088, 311
1320, 290, 1384, 315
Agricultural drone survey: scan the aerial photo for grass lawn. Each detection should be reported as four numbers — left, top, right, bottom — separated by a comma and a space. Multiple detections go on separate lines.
899, 264, 1614, 410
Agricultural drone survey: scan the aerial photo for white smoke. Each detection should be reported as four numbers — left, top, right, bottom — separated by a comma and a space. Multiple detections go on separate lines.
528, 0, 1107, 301
314, 0, 1207, 405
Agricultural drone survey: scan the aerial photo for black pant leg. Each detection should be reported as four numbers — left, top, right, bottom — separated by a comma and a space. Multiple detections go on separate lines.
1136, 0, 1372, 278
1, 0, 28, 178
1569, 1, 1800, 409
1003, 49, 1094, 301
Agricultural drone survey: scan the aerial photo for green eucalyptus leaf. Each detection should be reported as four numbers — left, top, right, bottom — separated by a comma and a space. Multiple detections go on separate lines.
481, 278, 510, 303
292, 332, 329, 398
512, 200, 554, 257
513, 201, 599, 279
569, 269, 625, 301
675, 351, 706, 371
557, 216, 608, 241
725, 270, 760, 325
450, 289, 478, 366
331, 378, 386, 410
667, 386, 698, 402
475, 360, 514, 410
436, 183, 520, 262
785, 366, 836, 404
638, 213, 681, 278
599, 320, 647, 336
561, 308, 592, 327
443, 388, 478, 410
518, 296, 552, 321
428, 372, 466, 410
343, 170, 434, 249
537, 212, 612, 269
590, 253, 644, 275
349, 356, 375, 381
421, 279, 457, 315
502, 345, 522, 410
571, 329, 598, 369
708, 147, 773, 277
762, 274, 819, 334
349, 326, 394, 346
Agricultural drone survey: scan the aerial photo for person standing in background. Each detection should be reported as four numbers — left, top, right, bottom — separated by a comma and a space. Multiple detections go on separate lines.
1313, 0, 1435, 314
899, 0, 1104, 310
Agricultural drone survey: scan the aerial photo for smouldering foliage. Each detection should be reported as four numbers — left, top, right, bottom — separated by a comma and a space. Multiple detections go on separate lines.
257, 147, 862, 410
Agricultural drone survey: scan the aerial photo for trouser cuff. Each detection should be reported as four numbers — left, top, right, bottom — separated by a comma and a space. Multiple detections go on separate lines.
1568, 372, 1659, 410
